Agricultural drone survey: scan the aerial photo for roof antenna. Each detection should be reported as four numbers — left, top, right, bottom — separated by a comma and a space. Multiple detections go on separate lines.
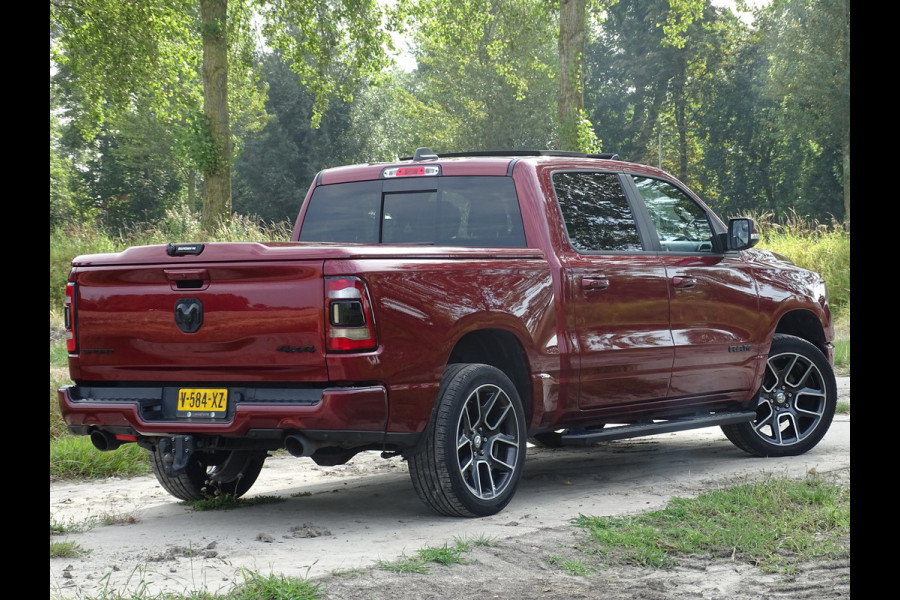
412, 147, 439, 161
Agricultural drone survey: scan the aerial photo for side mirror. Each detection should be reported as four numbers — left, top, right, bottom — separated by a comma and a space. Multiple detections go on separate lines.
727, 218, 760, 251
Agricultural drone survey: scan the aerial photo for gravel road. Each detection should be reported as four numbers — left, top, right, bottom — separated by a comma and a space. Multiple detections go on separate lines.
50, 378, 850, 599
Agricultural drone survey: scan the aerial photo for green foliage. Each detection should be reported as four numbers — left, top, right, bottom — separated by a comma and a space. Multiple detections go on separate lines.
574, 474, 850, 572
762, 0, 850, 220
546, 554, 592, 575
51, 0, 202, 137
376, 539, 473, 574
834, 340, 849, 374
50, 437, 151, 479
56, 570, 323, 600
375, 554, 431, 574
258, 0, 398, 129
753, 212, 850, 313
230, 571, 321, 600
50, 211, 291, 312
50, 355, 71, 440
232, 51, 366, 222
695, 0, 849, 222
416, 543, 468, 566
454, 533, 499, 548
50, 540, 90, 558
397, 0, 558, 153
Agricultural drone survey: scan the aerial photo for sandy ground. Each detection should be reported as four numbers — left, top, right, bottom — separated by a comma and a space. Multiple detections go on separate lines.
50, 378, 849, 599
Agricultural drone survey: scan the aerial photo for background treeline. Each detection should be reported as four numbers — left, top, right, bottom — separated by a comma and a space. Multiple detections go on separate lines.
50, 0, 850, 230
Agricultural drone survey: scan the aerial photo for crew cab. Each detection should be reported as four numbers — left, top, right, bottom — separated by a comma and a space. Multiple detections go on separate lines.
59, 149, 837, 517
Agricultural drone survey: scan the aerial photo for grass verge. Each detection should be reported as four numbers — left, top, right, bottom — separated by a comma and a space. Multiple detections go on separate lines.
570, 473, 849, 573
50, 436, 151, 479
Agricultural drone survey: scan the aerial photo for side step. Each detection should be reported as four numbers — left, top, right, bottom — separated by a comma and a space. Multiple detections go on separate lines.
561, 411, 757, 446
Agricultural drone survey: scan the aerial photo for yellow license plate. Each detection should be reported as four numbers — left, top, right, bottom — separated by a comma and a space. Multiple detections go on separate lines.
177, 388, 228, 417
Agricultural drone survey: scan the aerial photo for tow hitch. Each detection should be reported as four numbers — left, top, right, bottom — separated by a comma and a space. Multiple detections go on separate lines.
158, 435, 195, 476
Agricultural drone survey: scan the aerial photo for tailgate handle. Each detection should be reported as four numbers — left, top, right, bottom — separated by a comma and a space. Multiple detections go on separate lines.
165, 268, 210, 290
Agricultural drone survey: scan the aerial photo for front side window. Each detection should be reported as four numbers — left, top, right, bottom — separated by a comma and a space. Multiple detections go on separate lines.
551, 172, 642, 252
634, 177, 715, 253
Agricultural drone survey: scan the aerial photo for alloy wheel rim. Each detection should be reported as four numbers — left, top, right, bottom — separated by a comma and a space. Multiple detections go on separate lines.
455, 384, 521, 500
752, 351, 827, 446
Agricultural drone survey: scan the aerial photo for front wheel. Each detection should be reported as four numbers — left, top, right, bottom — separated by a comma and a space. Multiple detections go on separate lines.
408, 364, 527, 517
149, 447, 267, 501
722, 334, 836, 457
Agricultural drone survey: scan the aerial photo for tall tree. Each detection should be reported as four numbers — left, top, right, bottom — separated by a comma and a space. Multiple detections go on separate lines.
584, 0, 725, 178
558, 0, 588, 150
199, 0, 232, 227
50, 0, 394, 230
407, 0, 704, 152
232, 50, 364, 222
761, 0, 850, 222
400, 0, 557, 152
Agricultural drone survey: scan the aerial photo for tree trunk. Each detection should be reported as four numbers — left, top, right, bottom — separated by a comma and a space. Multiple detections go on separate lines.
558, 0, 586, 151
672, 53, 688, 182
187, 169, 197, 212
841, 0, 850, 225
842, 125, 850, 224
200, 0, 231, 231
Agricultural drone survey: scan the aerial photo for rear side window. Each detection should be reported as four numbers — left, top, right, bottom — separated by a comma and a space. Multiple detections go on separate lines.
551, 172, 642, 252
299, 181, 381, 243
299, 177, 526, 247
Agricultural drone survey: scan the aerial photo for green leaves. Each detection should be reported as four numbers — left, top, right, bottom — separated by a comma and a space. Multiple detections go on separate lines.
259, 0, 397, 128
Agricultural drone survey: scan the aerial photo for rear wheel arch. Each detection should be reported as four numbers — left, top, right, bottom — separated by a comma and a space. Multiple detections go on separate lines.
446, 328, 534, 426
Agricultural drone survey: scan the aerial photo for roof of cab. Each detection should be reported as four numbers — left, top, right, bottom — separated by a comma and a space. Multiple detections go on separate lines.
315, 148, 634, 186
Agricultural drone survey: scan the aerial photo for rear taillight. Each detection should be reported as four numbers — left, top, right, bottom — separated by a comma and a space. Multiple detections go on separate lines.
325, 277, 378, 352
64, 282, 77, 353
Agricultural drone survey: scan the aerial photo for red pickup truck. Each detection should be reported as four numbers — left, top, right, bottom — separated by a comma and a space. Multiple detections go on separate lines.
59, 149, 836, 517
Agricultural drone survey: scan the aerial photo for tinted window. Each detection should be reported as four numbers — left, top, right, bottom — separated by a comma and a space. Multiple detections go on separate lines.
299, 181, 380, 243
634, 177, 715, 253
300, 177, 526, 247
551, 172, 641, 252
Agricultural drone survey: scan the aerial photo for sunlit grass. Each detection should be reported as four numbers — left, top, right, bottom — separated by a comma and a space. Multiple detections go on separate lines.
50, 436, 150, 480
573, 474, 849, 573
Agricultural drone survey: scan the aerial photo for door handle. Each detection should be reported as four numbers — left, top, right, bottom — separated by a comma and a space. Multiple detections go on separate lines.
671, 275, 697, 289
581, 278, 610, 291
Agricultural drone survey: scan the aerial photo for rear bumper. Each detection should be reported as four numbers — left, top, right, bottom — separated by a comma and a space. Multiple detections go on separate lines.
58, 384, 388, 439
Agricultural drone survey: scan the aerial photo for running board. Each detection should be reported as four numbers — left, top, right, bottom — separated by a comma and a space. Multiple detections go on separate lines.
560, 411, 757, 446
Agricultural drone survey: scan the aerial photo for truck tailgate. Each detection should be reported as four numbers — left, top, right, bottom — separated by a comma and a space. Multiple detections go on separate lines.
71, 260, 327, 382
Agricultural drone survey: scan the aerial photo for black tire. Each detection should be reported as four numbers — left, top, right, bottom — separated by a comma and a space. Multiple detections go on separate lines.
721, 334, 836, 457
149, 447, 267, 501
408, 364, 527, 517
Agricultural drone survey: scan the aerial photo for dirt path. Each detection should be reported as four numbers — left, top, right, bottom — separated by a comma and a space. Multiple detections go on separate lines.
50, 379, 850, 599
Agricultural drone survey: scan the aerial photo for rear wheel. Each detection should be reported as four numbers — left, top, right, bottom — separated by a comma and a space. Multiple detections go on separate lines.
149, 447, 267, 501
722, 334, 836, 457
409, 364, 526, 517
